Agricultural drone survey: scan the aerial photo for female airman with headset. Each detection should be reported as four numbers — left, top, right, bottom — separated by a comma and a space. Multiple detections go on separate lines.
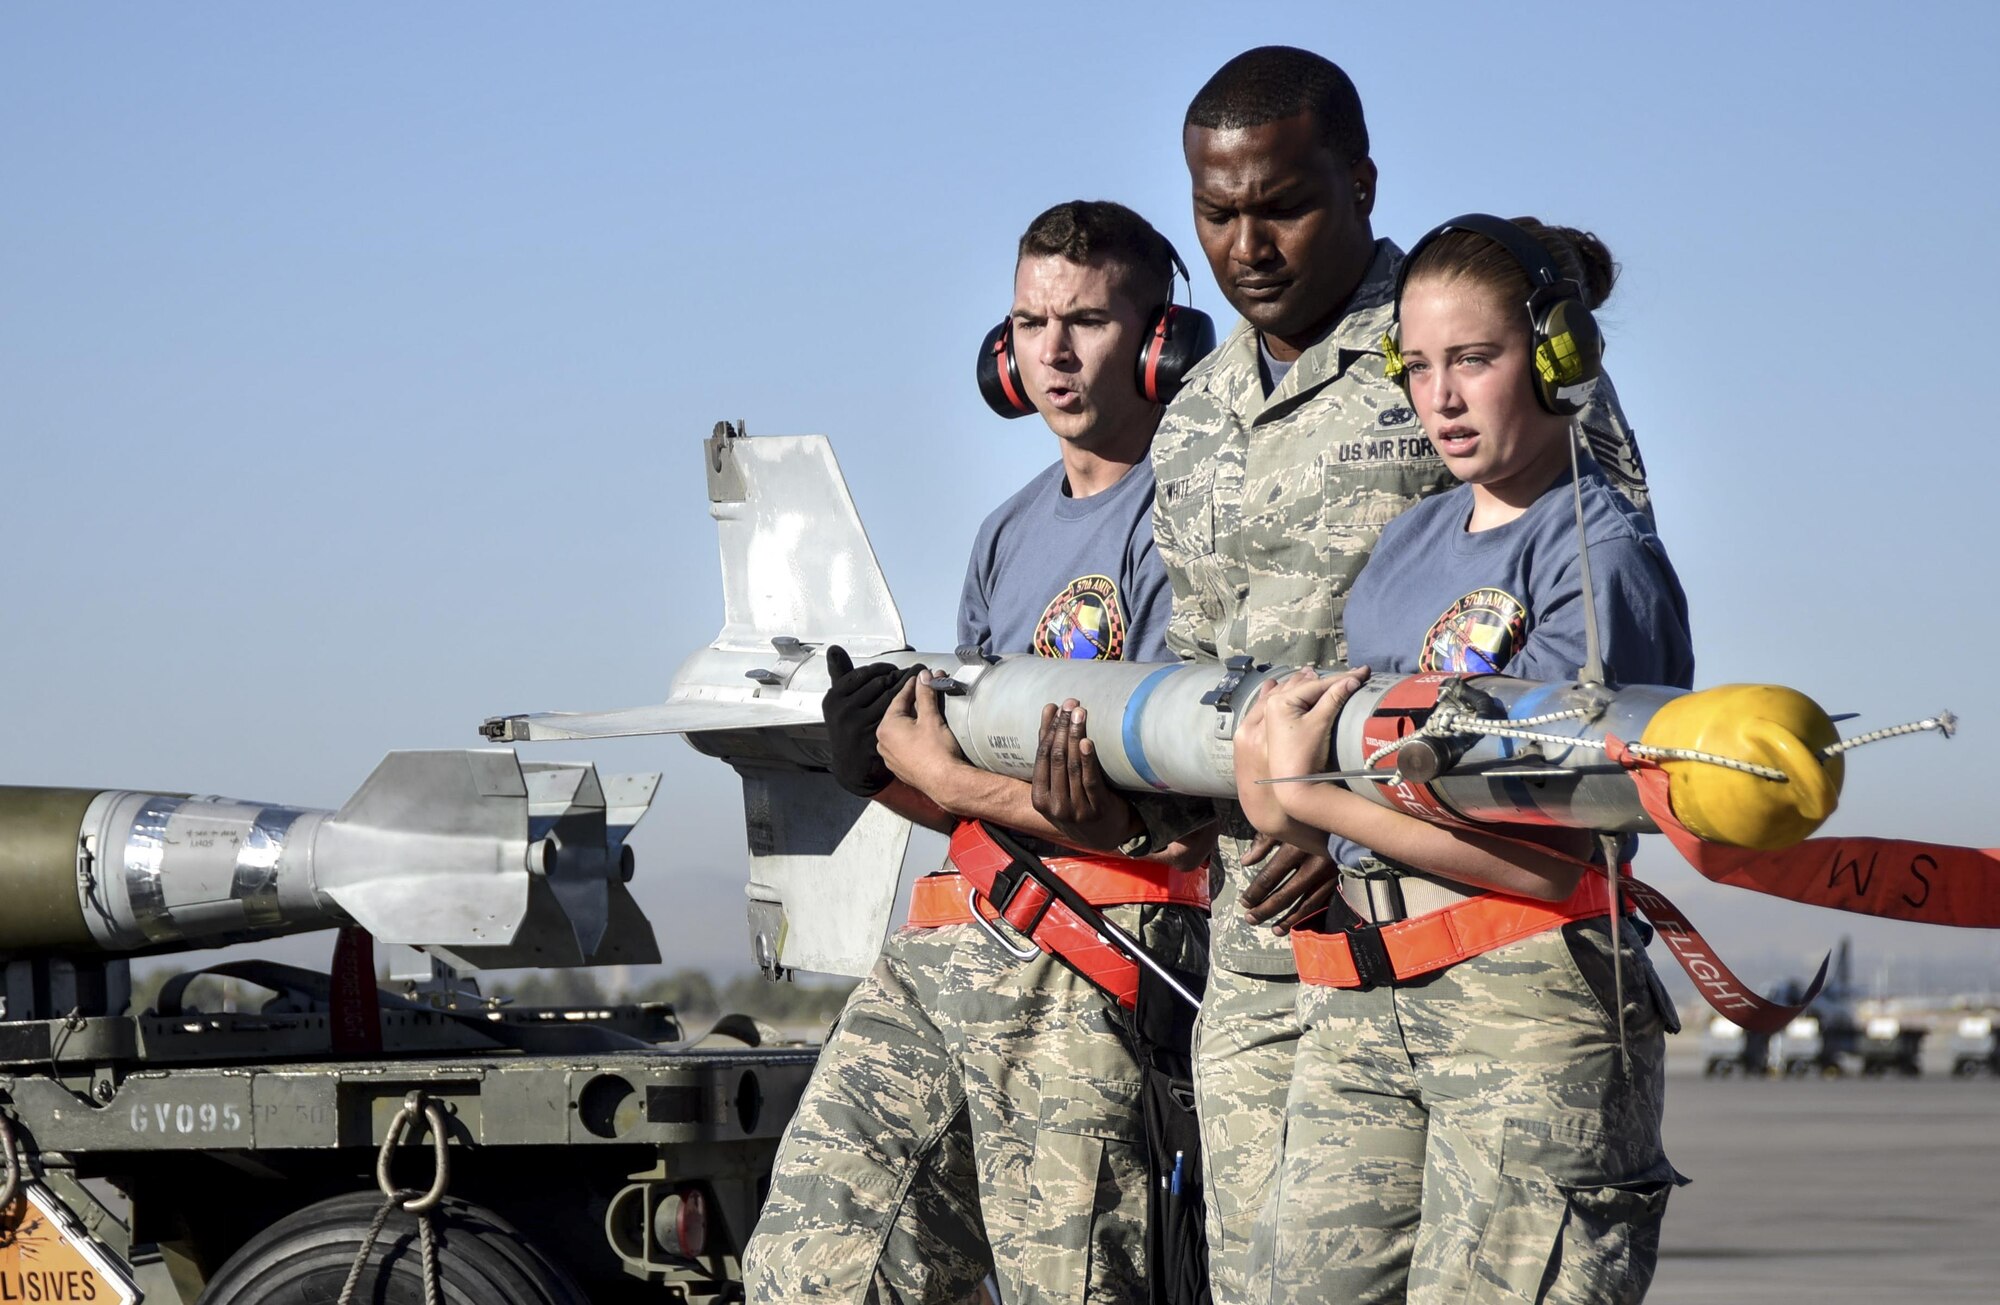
1233, 215, 1692, 1303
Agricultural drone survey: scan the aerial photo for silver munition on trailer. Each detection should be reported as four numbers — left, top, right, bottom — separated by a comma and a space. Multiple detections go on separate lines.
0, 750, 661, 968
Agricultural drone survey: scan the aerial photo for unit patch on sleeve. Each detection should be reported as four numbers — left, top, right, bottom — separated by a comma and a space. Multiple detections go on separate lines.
1420, 586, 1527, 673
1034, 575, 1127, 660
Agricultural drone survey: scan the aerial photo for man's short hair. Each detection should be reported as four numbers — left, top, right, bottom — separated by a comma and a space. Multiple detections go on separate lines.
1184, 46, 1369, 163
1017, 200, 1176, 313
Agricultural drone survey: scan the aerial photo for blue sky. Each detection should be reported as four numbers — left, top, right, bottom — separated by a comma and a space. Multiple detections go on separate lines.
5, 4, 1998, 986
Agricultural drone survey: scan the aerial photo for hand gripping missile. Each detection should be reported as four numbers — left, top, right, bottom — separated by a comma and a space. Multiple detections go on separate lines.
0, 750, 661, 968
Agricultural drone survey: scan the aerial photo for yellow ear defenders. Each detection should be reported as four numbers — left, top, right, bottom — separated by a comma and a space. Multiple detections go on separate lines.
1381, 214, 1604, 416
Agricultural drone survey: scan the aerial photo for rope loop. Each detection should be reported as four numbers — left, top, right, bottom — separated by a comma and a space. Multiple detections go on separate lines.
1364, 706, 1796, 783
1821, 712, 1957, 757
1351, 694, 1957, 812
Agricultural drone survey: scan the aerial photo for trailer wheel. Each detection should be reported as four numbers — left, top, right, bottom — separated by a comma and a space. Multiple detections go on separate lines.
197, 1190, 588, 1305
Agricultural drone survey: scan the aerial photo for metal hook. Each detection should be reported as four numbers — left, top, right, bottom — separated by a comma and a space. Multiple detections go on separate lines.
966, 889, 1042, 962
375, 1092, 452, 1214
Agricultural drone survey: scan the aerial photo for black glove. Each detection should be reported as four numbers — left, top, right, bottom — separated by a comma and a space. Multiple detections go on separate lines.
822, 644, 924, 797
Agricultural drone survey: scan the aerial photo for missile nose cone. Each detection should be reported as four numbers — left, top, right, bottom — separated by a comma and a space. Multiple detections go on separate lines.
1640, 684, 1845, 849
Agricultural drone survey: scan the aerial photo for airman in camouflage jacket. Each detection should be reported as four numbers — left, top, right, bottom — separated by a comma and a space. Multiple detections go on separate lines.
1151, 237, 1647, 975
1148, 237, 1649, 1302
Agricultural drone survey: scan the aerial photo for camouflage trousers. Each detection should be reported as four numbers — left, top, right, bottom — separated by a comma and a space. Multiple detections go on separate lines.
1252, 918, 1682, 1304
1189, 963, 1301, 1305
743, 901, 1208, 1305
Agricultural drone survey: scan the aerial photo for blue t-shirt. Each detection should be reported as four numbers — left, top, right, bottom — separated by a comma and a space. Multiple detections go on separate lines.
1332, 464, 1695, 868
959, 460, 1173, 662
1345, 466, 1693, 687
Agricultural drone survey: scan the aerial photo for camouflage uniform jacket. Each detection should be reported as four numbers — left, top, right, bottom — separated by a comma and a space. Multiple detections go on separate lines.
1149, 238, 1650, 973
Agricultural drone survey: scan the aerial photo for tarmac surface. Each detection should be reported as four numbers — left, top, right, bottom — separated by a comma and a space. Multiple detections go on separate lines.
1650, 1050, 1999, 1302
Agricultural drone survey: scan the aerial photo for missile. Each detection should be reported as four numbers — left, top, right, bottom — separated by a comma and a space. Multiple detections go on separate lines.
497, 642, 1845, 848
0, 750, 662, 969
480, 424, 1886, 978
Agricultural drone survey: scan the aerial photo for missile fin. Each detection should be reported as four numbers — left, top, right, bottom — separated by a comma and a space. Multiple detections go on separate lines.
482, 431, 902, 745
710, 432, 903, 656
432, 760, 665, 969
485, 696, 822, 743
589, 772, 664, 965
319, 750, 535, 950
523, 761, 612, 957
740, 765, 911, 978
584, 880, 663, 966
602, 772, 663, 847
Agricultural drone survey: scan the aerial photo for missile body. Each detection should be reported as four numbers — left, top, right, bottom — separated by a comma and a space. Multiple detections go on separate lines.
494, 640, 1733, 838
0, 751, 662, 967
936, 657, 1686, 835
494, 637, 1840, 851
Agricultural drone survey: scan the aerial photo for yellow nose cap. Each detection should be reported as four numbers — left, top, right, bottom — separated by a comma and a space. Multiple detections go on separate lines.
1638, 684, 1845, 849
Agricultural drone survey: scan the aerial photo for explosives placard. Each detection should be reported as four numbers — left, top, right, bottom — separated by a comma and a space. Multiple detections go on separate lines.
0, 1184, 139, 1303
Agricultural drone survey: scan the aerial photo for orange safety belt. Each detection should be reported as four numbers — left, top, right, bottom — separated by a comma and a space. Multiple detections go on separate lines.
1293, 871, 1631, 990
1295, 855, 1828, 1036
910, 822, 1209, 1009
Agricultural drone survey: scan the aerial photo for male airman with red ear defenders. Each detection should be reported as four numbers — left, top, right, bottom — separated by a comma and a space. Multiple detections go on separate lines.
744, 201, 1218, 1305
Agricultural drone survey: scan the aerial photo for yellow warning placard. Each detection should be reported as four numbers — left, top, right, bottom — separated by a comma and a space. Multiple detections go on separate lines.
0, 1183, 139, 1304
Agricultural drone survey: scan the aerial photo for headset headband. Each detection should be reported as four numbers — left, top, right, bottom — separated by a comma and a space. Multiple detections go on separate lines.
1163, 240, 1195, 309
1393, 213, 1575, 308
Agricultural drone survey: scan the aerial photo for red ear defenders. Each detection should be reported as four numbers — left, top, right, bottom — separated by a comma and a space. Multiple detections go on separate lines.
1382, 213, 1603, 417
977, 244, 1216, 419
